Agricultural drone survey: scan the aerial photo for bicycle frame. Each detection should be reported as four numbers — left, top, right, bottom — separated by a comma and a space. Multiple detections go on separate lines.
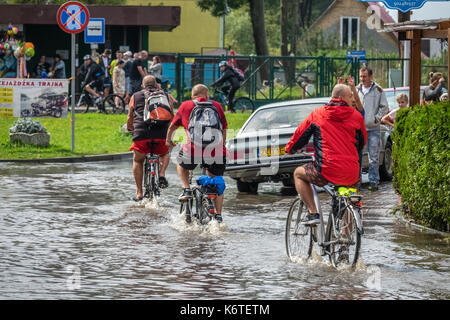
310, 183, 363, 256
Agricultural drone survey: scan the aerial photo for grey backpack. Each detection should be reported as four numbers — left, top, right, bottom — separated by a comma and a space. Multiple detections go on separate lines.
188, 100, 223, 147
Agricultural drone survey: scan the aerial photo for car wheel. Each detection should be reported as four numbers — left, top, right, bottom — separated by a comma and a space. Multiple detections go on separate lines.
380, 139, 393, 181
236, 179, 259, 194
282, 178, 294, 187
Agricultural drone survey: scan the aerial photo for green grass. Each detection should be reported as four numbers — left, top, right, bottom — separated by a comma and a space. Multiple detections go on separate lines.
0, 113, 251, 160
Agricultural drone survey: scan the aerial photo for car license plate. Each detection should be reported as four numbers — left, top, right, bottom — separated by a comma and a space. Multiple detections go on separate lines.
259, 146, 286, 157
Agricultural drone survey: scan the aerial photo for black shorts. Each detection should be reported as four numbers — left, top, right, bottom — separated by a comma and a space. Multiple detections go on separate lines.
87, 79, 103, 92
177, 149, 226, 176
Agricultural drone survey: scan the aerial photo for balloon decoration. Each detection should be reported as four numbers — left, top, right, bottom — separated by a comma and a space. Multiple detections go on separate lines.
1, 23, 35, 78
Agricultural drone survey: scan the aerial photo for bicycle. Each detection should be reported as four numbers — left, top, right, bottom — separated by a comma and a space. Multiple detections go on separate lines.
285, 153, 364, 268
179, 167, 220, 225
77, 85, 125, 114
143, 141, 161, 201
211, 87, 255, 113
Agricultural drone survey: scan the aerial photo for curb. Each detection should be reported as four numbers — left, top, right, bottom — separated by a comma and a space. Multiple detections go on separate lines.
0, 152, 133, 164
390, 208, 450, 236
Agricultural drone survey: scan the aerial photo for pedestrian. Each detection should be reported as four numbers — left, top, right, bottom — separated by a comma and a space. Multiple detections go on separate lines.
423, 72, 447, 104
148, 55, 162, 83
50, 54, 66, 79
109, 50, 124, 79
33, 55, 50, 78
123, 51, 133, 103
113, 60, 126, 97
99, 49, 112, 96
129, 50, 149, 95
357, 66, 389, 191
381, 93, 408, 128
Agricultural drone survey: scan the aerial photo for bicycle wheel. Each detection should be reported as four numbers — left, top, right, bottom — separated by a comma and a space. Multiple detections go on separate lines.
233, 97, 255, 113
325, 204, 361, 268
103, 94, 125, 114
285, 198, 313, 261
198, 197, 214, 225
180, 200, 192, 223
143, 160, 151, 199
77, 93, 90, 113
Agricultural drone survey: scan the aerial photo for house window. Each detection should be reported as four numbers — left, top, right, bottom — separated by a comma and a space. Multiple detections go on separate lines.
421, 39, 430, 58
340, 17, 360, 49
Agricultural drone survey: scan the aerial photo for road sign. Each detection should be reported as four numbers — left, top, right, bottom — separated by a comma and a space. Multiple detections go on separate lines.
84, 18, 105, 44
57, 1, 90, 34
346, 50, 367, 63
358, 0, 449, 14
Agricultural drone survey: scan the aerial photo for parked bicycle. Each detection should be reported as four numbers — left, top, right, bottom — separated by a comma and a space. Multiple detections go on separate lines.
143, 142, 161, 201
77, 85, 126, 114
211, 88, 255, 113
179, 167, 219, 225
285, 153, 364, 268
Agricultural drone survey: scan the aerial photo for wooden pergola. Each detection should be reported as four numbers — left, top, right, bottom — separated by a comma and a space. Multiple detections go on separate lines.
382, 19, 450, 106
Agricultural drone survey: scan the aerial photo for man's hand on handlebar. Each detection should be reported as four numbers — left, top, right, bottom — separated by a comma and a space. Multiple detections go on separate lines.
166, 139, 176, 148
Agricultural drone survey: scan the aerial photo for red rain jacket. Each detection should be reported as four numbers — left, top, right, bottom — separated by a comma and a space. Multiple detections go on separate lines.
285, 99, 367, 186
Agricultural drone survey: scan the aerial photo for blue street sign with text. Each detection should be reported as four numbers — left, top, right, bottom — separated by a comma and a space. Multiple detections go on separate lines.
346, 50, 367, 63
359, 0, 450, 14
84, 18, 105, 44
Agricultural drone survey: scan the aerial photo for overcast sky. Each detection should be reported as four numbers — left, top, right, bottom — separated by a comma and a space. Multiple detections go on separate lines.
383, 1, 450, 21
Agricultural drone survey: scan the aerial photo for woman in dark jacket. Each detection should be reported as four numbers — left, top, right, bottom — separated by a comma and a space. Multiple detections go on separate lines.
424, 72, 446, 104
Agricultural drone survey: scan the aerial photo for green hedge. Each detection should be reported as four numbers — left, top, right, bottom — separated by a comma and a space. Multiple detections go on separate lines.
392, 102, 450, 232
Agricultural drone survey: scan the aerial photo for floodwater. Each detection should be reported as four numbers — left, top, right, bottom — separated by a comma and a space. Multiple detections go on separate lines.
0, 160, 449, 300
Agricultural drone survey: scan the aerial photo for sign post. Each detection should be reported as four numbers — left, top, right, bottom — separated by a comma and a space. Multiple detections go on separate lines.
56, 1, 90, 152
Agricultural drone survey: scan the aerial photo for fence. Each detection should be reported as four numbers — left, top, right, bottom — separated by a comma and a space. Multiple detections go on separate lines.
157, 54, 446, 107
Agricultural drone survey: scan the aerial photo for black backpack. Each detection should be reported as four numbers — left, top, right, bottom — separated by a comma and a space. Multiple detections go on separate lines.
188, 100, 223, 148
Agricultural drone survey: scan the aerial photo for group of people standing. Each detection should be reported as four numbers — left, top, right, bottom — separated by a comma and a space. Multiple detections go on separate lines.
78, 48, 163, 103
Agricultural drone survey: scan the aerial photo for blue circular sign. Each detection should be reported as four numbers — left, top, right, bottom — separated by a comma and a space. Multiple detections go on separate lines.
57, 1, 90, 34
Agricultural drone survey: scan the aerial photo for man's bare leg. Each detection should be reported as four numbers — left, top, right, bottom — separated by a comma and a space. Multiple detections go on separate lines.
293, 166, 318, 213
177, 164, 190, 189
159, 153, 170, 177
133, 150, 146, 198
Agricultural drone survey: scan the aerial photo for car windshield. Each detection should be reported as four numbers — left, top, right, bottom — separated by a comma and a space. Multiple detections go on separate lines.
385, 89, 423, 110
241, 103, 324, 133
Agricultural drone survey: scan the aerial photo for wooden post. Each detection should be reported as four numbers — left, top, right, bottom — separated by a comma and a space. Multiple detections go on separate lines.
409, 30, 422, 106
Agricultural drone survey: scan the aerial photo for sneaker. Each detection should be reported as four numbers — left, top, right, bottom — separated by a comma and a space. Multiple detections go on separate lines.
159, 176, 168, 189
132, 196, 144, 202
185, 212, 192, 223
178, 188, 193, 201
214, 214, 223, 223
368, 182, 379, 191
94, 96, 102, 104
301, 213, 320, 225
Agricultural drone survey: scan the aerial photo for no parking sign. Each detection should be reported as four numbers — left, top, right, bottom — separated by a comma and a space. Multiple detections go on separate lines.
56, 1, 90, 152
57, 1, 90, 34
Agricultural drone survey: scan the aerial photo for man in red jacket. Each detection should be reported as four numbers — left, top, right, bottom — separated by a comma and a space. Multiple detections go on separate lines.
285, 84, 367, 225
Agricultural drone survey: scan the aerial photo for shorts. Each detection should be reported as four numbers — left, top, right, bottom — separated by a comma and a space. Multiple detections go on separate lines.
302, 163, 360, 188
130, 139, 169, 155
87, 79, 103, 92
125, 76, 131, 92
303, 162, 330, 187
103, 77, 112, 88
177, 149, 226, 176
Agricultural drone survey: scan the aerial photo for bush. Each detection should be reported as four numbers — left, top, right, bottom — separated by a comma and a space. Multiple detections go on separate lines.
392, 102, 450, 231
10, 118, 47, 134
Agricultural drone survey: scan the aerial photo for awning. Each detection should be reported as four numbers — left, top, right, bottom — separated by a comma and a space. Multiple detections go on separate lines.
0, 4, 180, 31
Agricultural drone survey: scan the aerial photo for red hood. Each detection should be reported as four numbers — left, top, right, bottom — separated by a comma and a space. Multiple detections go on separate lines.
323, 99, 354, 122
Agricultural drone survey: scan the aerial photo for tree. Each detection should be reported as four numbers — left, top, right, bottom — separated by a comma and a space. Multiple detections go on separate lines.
197, 0, 270, 80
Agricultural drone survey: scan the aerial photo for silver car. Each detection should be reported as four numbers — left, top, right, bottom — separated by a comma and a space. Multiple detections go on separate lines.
225, 98, 393, 193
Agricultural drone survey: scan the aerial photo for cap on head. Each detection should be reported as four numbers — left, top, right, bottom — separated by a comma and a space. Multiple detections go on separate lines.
219, 61, 227, 67
83, 54, 91, 61
124, 51, 132, 57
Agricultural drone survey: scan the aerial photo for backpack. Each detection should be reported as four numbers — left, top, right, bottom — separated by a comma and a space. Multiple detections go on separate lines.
141, 89, 172, 129
188, 100, 223, 148
233, 67, 245, 82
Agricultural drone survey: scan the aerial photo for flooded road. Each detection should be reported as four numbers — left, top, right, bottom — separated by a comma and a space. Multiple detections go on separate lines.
0, 161, 449, 299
